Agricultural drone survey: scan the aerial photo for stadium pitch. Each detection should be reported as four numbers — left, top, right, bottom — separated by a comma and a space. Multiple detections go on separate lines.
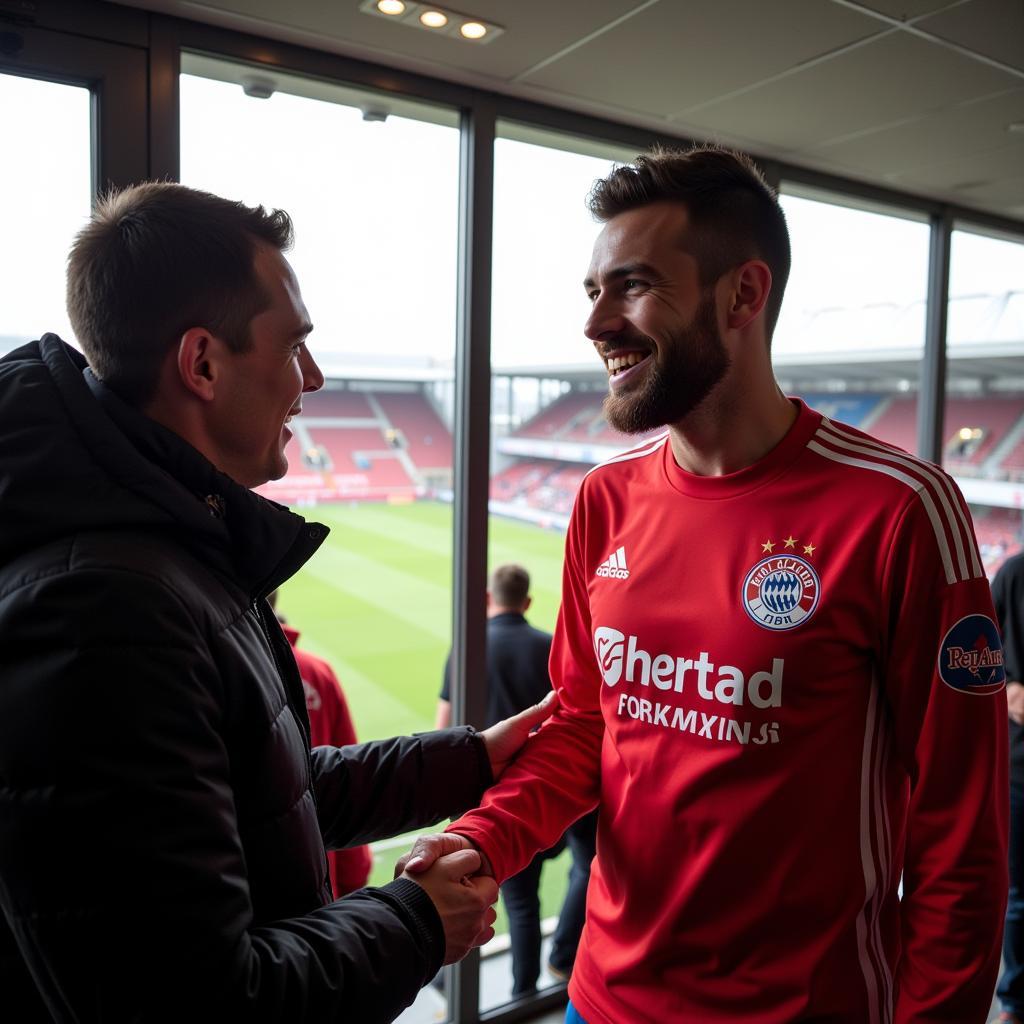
275, 500, 572, 922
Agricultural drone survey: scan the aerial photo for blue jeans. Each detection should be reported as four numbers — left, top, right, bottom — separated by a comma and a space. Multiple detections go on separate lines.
565, 1000, 588, 1023
1000, 773, 1024, 1014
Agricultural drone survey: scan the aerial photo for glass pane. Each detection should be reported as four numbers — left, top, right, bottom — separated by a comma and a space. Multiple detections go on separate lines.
775, 190, 930, 448
942, 228, 1024, 578
0, 72, 91, 354
484, 123, 629, 1015
180, 54, 460, 1022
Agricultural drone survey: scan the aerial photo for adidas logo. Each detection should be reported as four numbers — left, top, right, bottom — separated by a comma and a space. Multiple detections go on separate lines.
596, 545, 630, 580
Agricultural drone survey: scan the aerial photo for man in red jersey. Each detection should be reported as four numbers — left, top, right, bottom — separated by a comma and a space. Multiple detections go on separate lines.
400, 145, 1008, 1023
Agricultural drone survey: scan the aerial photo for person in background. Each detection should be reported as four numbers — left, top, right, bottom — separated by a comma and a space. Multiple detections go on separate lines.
993, 551, 1024, 1024
270, 589, 373, 896
437, 564, 596, 997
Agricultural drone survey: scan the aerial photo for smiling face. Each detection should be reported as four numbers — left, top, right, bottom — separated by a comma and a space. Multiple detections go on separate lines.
208, 244, 324, 487
584, 201, 731, 434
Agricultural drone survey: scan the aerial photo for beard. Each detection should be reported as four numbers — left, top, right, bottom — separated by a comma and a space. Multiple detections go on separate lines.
603, 292, 730, 435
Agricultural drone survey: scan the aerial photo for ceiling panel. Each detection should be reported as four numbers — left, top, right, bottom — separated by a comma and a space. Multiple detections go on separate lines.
518, 0, 882, 117
895, 140, 1024, 190
809, 87, 1024, 179
852, 0, 960, 18
137, 0, 644, 80
954, 173, 1024, 210
918, 0, 1024, 72
682, 31, 1019, 151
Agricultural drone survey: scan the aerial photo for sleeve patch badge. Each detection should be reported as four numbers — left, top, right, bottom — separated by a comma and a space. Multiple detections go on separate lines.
937, 614, 1006, 694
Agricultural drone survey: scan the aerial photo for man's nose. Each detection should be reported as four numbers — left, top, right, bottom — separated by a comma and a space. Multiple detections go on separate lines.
301, 347, 324, 393
584, 294, 626, 342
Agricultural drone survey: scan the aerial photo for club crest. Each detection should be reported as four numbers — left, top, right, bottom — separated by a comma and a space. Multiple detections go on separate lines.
742, 554, 820, 631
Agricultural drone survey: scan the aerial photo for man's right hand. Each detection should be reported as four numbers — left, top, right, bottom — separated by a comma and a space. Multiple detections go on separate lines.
1008, 681, 1024, 725
401, 848, 498, 964
396, 832, 494, 880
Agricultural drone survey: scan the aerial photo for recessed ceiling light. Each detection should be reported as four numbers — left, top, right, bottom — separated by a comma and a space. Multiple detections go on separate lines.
360, 0, 503, 43
420, 10, 448, 28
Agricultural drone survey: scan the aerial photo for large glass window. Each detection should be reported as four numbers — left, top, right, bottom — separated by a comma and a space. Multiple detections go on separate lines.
485, 123, 631, 1014
181, 54, 462, 1020
775, 189, 931, 450
0, 72, 91, 353
942, 227, 1024, 578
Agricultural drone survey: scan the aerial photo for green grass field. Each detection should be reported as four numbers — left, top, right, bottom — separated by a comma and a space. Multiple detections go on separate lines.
275, 500, 573, 929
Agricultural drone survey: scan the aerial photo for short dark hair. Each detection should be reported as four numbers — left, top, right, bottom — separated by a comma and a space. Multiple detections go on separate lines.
587, 145, 791, 341
66, 181, 294, 404
489, 564, 530, 609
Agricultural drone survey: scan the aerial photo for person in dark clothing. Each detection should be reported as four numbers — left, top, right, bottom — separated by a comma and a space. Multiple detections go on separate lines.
437, 564, 596, 997
994, 553, 1024, 1024
0, 183, 554, 1024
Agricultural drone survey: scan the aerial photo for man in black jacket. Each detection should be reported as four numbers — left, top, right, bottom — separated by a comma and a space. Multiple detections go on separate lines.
0, 182, 551, 1023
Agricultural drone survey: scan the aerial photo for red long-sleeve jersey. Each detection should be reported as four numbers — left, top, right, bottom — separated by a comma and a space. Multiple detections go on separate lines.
451, 400, 1008, 1023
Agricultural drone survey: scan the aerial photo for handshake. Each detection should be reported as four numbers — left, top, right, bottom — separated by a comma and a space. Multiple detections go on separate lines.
393, 691, 555, 964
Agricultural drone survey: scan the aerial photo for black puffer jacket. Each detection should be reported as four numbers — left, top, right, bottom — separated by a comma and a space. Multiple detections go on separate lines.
0, 336, 491, 1023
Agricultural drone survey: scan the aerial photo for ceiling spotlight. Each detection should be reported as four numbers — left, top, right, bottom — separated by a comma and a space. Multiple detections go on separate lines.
360, 0, 502, 42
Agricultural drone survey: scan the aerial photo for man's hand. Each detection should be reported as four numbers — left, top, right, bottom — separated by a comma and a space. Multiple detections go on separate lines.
401, 848, 499, 964
396, 832, 494, 880
1008, 681, 1024, 725
481, 690, 557, 779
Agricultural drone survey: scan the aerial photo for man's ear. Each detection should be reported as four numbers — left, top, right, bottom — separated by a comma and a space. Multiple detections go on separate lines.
522, 596, 533, 613
176, 327, 220, 402
725, 260, 772, 332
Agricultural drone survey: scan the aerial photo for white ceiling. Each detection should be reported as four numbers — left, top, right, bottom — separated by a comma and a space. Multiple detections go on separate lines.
117, 0, 1024, 222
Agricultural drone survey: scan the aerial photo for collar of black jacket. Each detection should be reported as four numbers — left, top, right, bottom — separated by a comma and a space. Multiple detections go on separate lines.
40, 334, 327, 597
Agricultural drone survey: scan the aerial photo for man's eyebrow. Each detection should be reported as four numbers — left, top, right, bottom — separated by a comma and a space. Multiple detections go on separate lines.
583, 263, 658, 290
289, 322, 314, 340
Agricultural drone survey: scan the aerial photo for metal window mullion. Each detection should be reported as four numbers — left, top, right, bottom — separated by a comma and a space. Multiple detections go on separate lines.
449, 93, 495, 1024
918, 210, 952, 462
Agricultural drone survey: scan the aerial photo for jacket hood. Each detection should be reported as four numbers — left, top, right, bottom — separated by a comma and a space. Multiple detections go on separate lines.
0, 334, 326, 595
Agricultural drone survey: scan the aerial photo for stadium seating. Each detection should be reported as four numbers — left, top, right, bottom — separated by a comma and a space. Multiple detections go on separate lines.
943, 396, 1024, 472
971, 505, 1022, 576
516, 392, 601, 439
303, 389, 375, 418
374, 392, 452, 470
865, 397, 917, 453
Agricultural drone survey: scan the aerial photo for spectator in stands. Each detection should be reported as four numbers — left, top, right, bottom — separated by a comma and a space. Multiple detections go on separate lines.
436, 565, 597, 996
993, 554, 1024, 1024
269, 589, 372, 897
0, 182, 555, 1023
400, 145, 1008, 1024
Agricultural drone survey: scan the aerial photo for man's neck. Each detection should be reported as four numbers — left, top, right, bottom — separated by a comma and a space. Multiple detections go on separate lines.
667, 380, 797, 477
487, 607, 525, 620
